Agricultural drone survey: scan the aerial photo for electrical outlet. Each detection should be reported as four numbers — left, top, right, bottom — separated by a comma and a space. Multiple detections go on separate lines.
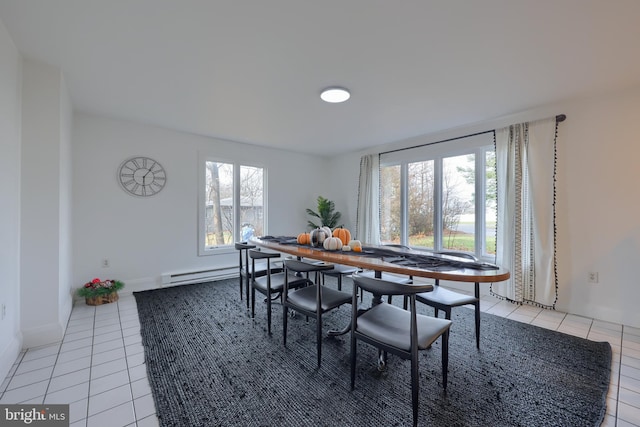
102, 258, 109, 268
588, 272, 599, 284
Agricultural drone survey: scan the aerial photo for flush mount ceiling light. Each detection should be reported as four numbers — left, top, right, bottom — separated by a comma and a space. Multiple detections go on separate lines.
320, 87, 350, 103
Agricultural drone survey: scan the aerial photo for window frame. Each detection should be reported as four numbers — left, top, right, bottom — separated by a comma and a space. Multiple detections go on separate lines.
379, 133, 495, 260
198, 153, 267, 256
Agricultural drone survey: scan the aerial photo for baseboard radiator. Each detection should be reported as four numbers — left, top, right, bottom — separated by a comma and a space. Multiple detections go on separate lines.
161, 265, 237, 286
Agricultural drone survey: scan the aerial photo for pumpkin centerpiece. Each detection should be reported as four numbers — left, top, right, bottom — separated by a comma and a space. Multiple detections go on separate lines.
323, 236, 343, 251
309, 228, 328, 247
297, 232, 310, 245
332, 227, 351, 246
348, 239, 363, 252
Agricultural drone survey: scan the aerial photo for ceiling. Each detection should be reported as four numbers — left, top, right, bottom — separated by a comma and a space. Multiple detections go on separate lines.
1, 0, 640, 156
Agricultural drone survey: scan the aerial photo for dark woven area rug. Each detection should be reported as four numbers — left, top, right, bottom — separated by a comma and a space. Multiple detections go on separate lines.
134, 278, 611, 427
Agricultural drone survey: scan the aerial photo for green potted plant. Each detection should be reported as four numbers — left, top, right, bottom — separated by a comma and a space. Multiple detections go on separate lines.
306, 196, 343, 230
77, 278, 125, 306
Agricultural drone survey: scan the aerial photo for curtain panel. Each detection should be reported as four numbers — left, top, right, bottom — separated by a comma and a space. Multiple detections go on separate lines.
355, 154, 381, 245
492, 117, 558, 308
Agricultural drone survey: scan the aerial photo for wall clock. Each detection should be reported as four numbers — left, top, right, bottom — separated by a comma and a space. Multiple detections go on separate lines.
118, 156, 166, 197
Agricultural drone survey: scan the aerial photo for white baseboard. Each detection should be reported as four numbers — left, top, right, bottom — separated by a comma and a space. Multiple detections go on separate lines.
21, 321, 65, 349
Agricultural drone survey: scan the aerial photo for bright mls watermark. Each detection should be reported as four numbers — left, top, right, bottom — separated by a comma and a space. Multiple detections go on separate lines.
1, 405, 69, 426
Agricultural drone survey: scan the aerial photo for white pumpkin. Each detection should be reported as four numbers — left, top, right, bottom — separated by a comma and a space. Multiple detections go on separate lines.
348, 240, 363, 250
341, 245, 352, 252
320, 226, 332, 240
323, 236, 343, 251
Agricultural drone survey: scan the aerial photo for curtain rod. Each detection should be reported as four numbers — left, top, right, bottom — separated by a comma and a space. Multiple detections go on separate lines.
380, 114, 566, 156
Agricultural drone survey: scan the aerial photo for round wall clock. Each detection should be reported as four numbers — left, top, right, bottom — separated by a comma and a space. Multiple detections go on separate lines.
118, 156, 166, 197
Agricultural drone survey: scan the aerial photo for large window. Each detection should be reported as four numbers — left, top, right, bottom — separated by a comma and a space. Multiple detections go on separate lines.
199, 157, 265, 254
379, 133, 495, 259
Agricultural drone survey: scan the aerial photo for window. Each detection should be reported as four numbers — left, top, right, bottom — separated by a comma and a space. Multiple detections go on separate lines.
199, 157, 266, 254
379, 133, 495, 259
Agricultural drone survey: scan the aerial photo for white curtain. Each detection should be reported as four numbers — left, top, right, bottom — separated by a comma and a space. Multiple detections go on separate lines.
493, 117, 558, 308
355, 154, 381, 244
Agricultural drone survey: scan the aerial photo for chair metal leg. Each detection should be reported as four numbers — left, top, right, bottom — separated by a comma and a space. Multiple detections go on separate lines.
266, 290, 272, 335
442, 330, 449, 391
474, 282, 481, 349
251, 287, 256, 319
474, 301, 481, 349
411, 354, 419, 426
283, 303, 288, 346
246, 276, 251, 309
317, 312, 322, 367
350, 338, 357, 389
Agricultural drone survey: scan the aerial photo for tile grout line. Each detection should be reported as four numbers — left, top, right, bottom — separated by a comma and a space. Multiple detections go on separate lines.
41, 305, 79, 404
0, 351, 27, 402
83, 305, 98, 424
120, 299, 139, 424
613, 325, 625, 427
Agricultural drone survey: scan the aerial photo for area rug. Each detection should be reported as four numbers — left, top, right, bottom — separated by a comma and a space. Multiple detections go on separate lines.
134, 278, 611, 427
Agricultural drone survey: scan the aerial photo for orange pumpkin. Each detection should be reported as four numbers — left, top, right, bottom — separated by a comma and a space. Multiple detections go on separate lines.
332, 227, 351, 246
297, 232, 310, 245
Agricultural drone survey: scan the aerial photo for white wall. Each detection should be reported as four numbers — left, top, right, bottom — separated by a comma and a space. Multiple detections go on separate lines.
0, 18, 22, 381
328, 85, 640, 328
71, 114, 328, 293
20, 59, 73, 347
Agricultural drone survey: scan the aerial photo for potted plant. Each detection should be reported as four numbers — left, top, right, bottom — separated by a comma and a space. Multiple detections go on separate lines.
306, 196, 343, 230
77, 278, 125, 306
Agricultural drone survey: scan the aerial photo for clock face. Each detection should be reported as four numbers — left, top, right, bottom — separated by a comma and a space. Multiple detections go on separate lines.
118, 156, 166, 197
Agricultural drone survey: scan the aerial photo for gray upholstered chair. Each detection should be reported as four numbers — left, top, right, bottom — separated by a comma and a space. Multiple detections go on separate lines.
282, 259, 352, 367
350, 274, 451, 427
249, 249, 305, 334
415, 251, 481, 348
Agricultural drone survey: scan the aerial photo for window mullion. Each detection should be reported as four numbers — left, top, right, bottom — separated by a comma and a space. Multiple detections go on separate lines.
475, 148, 485, 257
433, 158, 443, 251
233, 164, 240, 243
400, 163, 408, 246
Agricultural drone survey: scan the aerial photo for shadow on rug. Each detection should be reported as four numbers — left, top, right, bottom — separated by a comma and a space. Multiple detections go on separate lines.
134, 278, 611, 427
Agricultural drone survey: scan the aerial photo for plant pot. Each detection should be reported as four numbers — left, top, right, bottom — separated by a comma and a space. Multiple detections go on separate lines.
85, 292, 119, 306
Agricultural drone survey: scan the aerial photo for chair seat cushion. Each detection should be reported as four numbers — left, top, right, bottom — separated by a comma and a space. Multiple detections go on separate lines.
286, 285, 351, 313
416, 286, 478, 307
357, 303, 451, 351
253, 273, 306, 293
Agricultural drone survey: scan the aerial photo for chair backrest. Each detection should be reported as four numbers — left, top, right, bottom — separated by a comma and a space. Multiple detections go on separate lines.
235, 242, 256, 272
248, 248, 279, 277
433, 251, 477, 286
283, 259, 334, 274
352, 274, 432, 297
436, 250, 478, 261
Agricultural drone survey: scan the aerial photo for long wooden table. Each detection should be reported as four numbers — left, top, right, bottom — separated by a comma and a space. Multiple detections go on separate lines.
250, 236, 511, 284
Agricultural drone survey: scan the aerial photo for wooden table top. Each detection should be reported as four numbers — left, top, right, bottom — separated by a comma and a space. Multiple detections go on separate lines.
250, 237, 510, 284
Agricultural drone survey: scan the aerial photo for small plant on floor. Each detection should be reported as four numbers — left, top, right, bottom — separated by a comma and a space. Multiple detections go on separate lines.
77, 278, 124, 298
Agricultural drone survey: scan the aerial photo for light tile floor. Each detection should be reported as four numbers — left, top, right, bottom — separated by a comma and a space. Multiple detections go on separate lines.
1, 289, 639, 427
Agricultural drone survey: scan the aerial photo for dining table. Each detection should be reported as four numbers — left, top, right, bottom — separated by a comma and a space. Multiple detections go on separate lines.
249, 236, 511, 284
250, 235, 511, 353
